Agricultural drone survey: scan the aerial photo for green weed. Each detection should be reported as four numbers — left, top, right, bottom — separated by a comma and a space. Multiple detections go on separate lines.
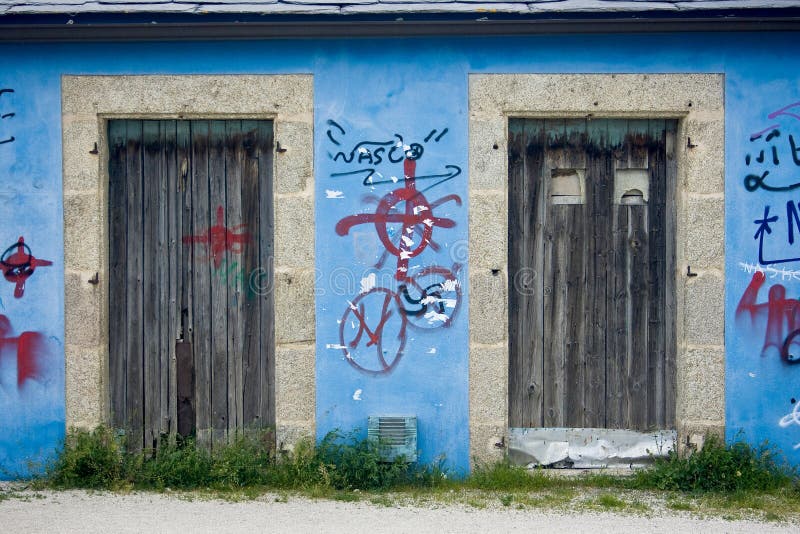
630, 435, 797, 493
596, 493, 625, 508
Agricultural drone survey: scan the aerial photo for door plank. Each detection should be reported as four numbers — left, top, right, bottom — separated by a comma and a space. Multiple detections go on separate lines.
108, 120, 128, 431
584, 119, 611, 428
664, 121, 678, 427
142, 120, 162, 450
209, 120, 229, 445
256, 120, 276, 428
124, 120, 145, 451
240, 120, 262, 429
190, 120, 213, 447
225, 120, 245, 436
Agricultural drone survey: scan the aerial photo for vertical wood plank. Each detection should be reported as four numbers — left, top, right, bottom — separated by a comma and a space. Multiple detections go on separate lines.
142, 120, 162, 450
626, 119, 650, 169
209, 120, 229, 445
664, 120, 678, 427
241, 120, 262, 428
177, 120, 193, 435
256, 120, 276, 429
563, 119, 587, 428
190, 120, 213, 447
608, 202, 629, 429
647, 119, 667, 429
161, 120, 176, 437
627, 203, 650, 430
108, 120, 128, 431
124, 120, 144, 450
583, 119, 610, 428
507, 119, 526, 428
225, 121, 245, 436
542, 119, 564, 428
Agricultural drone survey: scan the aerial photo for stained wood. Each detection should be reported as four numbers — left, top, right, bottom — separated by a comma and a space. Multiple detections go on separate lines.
109, 119, 276, 449
124, 120, 144, 451
508, 118, 676, 433
108, 120, 128, 431
256, 120, 276, 428
225, 120, 244, 435
583, 119, 609, 428
190, 120, 213, 447
176, 341, 195, 438
664, 121, 678, 427
142, 120, 161, 450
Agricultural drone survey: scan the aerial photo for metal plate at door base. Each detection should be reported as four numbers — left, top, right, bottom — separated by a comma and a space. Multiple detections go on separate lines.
508, 427, 677, 468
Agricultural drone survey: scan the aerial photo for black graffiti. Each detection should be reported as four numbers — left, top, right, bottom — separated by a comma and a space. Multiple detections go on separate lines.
325, 120, 452, 167
398, 282, 448, 317
332, 164, 462, 189
744, 128, 800, 192
744, 171, 800, 193
0, 88, 15, 145
781, 329, 800, 364
331, 135, 423, 165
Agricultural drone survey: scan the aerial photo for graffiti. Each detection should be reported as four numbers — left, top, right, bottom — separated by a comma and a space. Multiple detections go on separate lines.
739, 261, 800, 281
336, 159, 461, 280
337, 265, 461, 375
750, 101, 800, 140
0, 237, 52, 299
749, 203, 800, 266
182, 205, 250, 269
328, 120, 464, 375
744, 129, 800, 193
736, 271, 800, 364
0, 314, 47, 388
326, 120, 461, 191
779, 400, 800, 450
0, 88, 14, 145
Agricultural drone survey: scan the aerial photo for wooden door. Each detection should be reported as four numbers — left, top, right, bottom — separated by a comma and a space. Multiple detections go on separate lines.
508, 118, 676, 431
108, 120, 275, 450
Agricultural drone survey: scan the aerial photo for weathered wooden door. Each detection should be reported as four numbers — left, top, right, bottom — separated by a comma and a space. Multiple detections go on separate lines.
108, 120, 275, 449
508, 119, 676, 431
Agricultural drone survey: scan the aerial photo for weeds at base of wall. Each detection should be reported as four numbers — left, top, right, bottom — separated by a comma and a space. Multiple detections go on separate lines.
37, 426, 446, 492
25, 427, 800, 521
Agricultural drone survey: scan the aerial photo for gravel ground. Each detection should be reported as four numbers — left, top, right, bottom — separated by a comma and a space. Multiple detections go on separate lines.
1, 487, 798, 534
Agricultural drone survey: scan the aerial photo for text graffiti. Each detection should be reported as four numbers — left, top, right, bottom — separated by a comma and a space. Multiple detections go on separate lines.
0, 237, 52, 298
736, 271, 800, 364
328, 120, 464, 376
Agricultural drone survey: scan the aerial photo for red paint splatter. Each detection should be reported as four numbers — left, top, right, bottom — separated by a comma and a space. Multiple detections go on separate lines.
0, 236, 52, 298
0, 314, 47, 386
736, 271, 800, 363
336, 159, 461, 280
183, 206, 250, 269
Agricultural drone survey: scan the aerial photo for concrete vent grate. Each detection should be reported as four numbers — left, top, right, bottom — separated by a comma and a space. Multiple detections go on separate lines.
368, 415, 417, 463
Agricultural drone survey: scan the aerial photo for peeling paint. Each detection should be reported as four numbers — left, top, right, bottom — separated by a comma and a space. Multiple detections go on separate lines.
326, 189, 345, 199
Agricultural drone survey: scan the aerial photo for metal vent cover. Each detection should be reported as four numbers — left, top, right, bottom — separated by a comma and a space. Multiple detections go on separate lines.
367, 415, 417, 463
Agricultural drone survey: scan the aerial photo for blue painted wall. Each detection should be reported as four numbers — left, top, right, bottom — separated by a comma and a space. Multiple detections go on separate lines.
1, 31, 798, 476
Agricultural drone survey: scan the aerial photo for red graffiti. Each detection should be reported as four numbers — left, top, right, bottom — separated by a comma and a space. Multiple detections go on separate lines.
338, 264, 461, 375
736, 271, 800, 364
0, 314, 47, 387
182, 206, 250, 269
0, 236, 52, 298
335, 159, 461, 280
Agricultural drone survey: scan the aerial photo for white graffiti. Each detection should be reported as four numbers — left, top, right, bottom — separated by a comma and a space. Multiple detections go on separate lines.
778, 401, 800, 450
739, 262, 800, 281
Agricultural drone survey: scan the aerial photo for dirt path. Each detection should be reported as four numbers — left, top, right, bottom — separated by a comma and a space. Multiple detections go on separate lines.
2, 488, 797, 533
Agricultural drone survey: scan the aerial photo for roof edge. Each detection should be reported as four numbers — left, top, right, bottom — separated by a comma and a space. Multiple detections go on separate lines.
2, 16, 800, 41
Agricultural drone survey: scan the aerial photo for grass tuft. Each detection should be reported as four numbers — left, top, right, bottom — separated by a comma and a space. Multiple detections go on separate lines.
629, 435, 797, 493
